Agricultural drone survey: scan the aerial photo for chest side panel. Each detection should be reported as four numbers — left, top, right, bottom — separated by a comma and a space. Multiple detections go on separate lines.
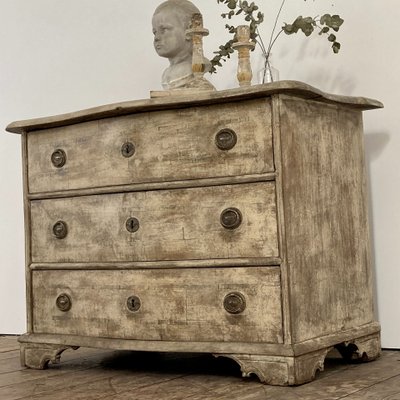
279, 97, 374, 342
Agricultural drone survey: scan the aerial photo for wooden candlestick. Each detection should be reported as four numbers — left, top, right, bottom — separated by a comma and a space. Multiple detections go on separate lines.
232, 25, 255, 87
186, 13, 209, 77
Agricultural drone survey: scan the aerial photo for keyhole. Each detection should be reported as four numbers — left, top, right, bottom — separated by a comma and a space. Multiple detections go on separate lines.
127, 295, 141, 312
126, 217, 140, 233
121, 142, 135, 158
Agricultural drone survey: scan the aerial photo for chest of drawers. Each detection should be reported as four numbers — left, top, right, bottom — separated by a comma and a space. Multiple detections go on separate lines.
7, 81, 382, 385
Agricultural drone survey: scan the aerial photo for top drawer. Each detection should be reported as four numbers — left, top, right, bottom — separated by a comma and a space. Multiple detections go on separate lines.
27, 98, 274, 194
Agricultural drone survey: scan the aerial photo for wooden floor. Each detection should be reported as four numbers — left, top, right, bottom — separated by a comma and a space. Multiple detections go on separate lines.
1, 336, 400, 400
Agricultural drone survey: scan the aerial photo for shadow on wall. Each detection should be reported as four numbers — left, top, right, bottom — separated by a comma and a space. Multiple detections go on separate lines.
364, 131, 390, 322
364, 131, 390, 162
278, 39, 358, 95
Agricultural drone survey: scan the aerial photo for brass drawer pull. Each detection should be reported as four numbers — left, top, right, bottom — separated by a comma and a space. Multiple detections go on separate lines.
215, 128, 237, 151
224, 292, 246, 314
51, 149, 66, 168
127, 295, 141, 312
220, 208, 242, 230
121, 142, 136, 158
53, 221, 68, 239
126, 217, 140, 233
56, 293, 72, 312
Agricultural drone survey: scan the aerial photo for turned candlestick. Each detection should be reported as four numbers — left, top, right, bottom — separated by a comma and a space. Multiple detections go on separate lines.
232, 25, 255, 87
186, 13, 209, 77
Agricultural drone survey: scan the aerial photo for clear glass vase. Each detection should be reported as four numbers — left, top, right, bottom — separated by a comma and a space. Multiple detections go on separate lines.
257, 53, 280, 84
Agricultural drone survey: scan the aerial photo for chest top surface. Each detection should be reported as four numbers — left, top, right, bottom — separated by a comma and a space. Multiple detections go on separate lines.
6, 81, 382, 135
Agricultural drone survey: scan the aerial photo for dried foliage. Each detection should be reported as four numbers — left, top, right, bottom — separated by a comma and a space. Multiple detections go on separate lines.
210, 0, 344, 73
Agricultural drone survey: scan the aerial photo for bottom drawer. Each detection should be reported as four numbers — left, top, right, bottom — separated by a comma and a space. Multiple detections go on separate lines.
32, 267, 283, 343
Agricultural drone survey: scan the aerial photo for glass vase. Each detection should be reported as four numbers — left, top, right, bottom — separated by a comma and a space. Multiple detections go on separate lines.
257, 53, 280, 84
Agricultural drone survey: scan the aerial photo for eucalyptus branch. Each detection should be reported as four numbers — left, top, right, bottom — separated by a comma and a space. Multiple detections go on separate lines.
255, 27, 267, 55
266, 0, 286, 57
211, 0, 344, 74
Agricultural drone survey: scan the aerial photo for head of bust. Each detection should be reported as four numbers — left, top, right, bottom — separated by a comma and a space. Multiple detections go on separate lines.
152, 0, 200, 63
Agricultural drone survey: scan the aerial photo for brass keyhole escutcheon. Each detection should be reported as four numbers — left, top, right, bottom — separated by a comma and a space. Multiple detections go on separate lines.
223, 292, 246, 314
215, 129, 237, 151
127, 295, 141, 312
51, 149, 66, 168
126, 217, 140, 233
220, 208, 242, 230
53, 221, 68, 239
56, 293, 72, 312
121, 142, 136, 158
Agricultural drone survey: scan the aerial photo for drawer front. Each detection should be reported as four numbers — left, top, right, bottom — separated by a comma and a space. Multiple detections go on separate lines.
27, 99, 274, 193
30, 182, 279, 263
32, 267, 283, 343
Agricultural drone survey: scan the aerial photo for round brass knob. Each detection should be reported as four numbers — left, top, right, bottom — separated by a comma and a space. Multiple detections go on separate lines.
121, 142, 136, 158
51, 149, 66, 168
223, 292, 246, 314
56, 293, 72, 312
127, 295, 141, 312
53, 221, 68, 239
215, 129, 237, 151
126, 217, 140, 233
220, 208, 242, 230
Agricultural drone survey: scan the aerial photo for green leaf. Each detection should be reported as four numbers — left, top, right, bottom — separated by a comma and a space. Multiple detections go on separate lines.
332, 41, 341, 53
319, 26, 330, 35
330, 15, 344, 31
320, 14, 330, 25
320, 14, 344, 32
227, 0, 237, 9
328, 33, 336, 42
283, 22, 300, 34
287, 16, 315, 36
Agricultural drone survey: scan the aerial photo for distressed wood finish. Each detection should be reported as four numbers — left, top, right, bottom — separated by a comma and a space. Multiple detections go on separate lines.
31, 267, 283, 343
6, 81, 382, 135
6, 82, 382, 385
30, 182, 279, 263
1, 336, 399, 400
27, 99, 273, 193
20, 342, 79, 370
278, 97, 375, 342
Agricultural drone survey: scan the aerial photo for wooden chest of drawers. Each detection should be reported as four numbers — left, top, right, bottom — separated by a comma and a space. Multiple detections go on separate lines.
7, 81, 382, 385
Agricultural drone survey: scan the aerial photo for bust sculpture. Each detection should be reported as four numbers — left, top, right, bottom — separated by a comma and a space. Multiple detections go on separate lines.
152, 0, 214, 91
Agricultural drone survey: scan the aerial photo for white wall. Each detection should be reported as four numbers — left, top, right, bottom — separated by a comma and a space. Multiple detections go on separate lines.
1, 0, 399, 348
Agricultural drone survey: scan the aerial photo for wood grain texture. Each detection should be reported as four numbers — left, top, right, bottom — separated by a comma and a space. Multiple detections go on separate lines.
6, 81, 383, 135
21, 133, 33, 333
20, 343, 78, 369
1, 337, 398, 400
29, 257, 282, 271
26, 173, 276, 201
17, 321, 380, 358
9, 83, 382, 386
26, 99, 273, 193
31, 267, 283, 343
19, 332, 294, 356
30, 182, 279, 263
278, 96, 376, 343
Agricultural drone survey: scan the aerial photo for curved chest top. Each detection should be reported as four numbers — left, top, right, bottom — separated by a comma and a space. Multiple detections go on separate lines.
6, 80, 383, 134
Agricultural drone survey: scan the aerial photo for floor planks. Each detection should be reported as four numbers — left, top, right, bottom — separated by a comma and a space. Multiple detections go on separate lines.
0, 335, 399, 400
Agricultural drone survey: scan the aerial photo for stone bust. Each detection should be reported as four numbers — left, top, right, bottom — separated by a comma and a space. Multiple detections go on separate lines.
152, 0, 202, 90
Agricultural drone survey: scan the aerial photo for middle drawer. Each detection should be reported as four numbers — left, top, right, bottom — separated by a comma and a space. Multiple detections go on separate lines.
30, 182, 279, 263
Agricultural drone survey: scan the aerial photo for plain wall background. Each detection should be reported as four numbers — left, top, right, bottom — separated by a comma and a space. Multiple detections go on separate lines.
1, 0, 399, 348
